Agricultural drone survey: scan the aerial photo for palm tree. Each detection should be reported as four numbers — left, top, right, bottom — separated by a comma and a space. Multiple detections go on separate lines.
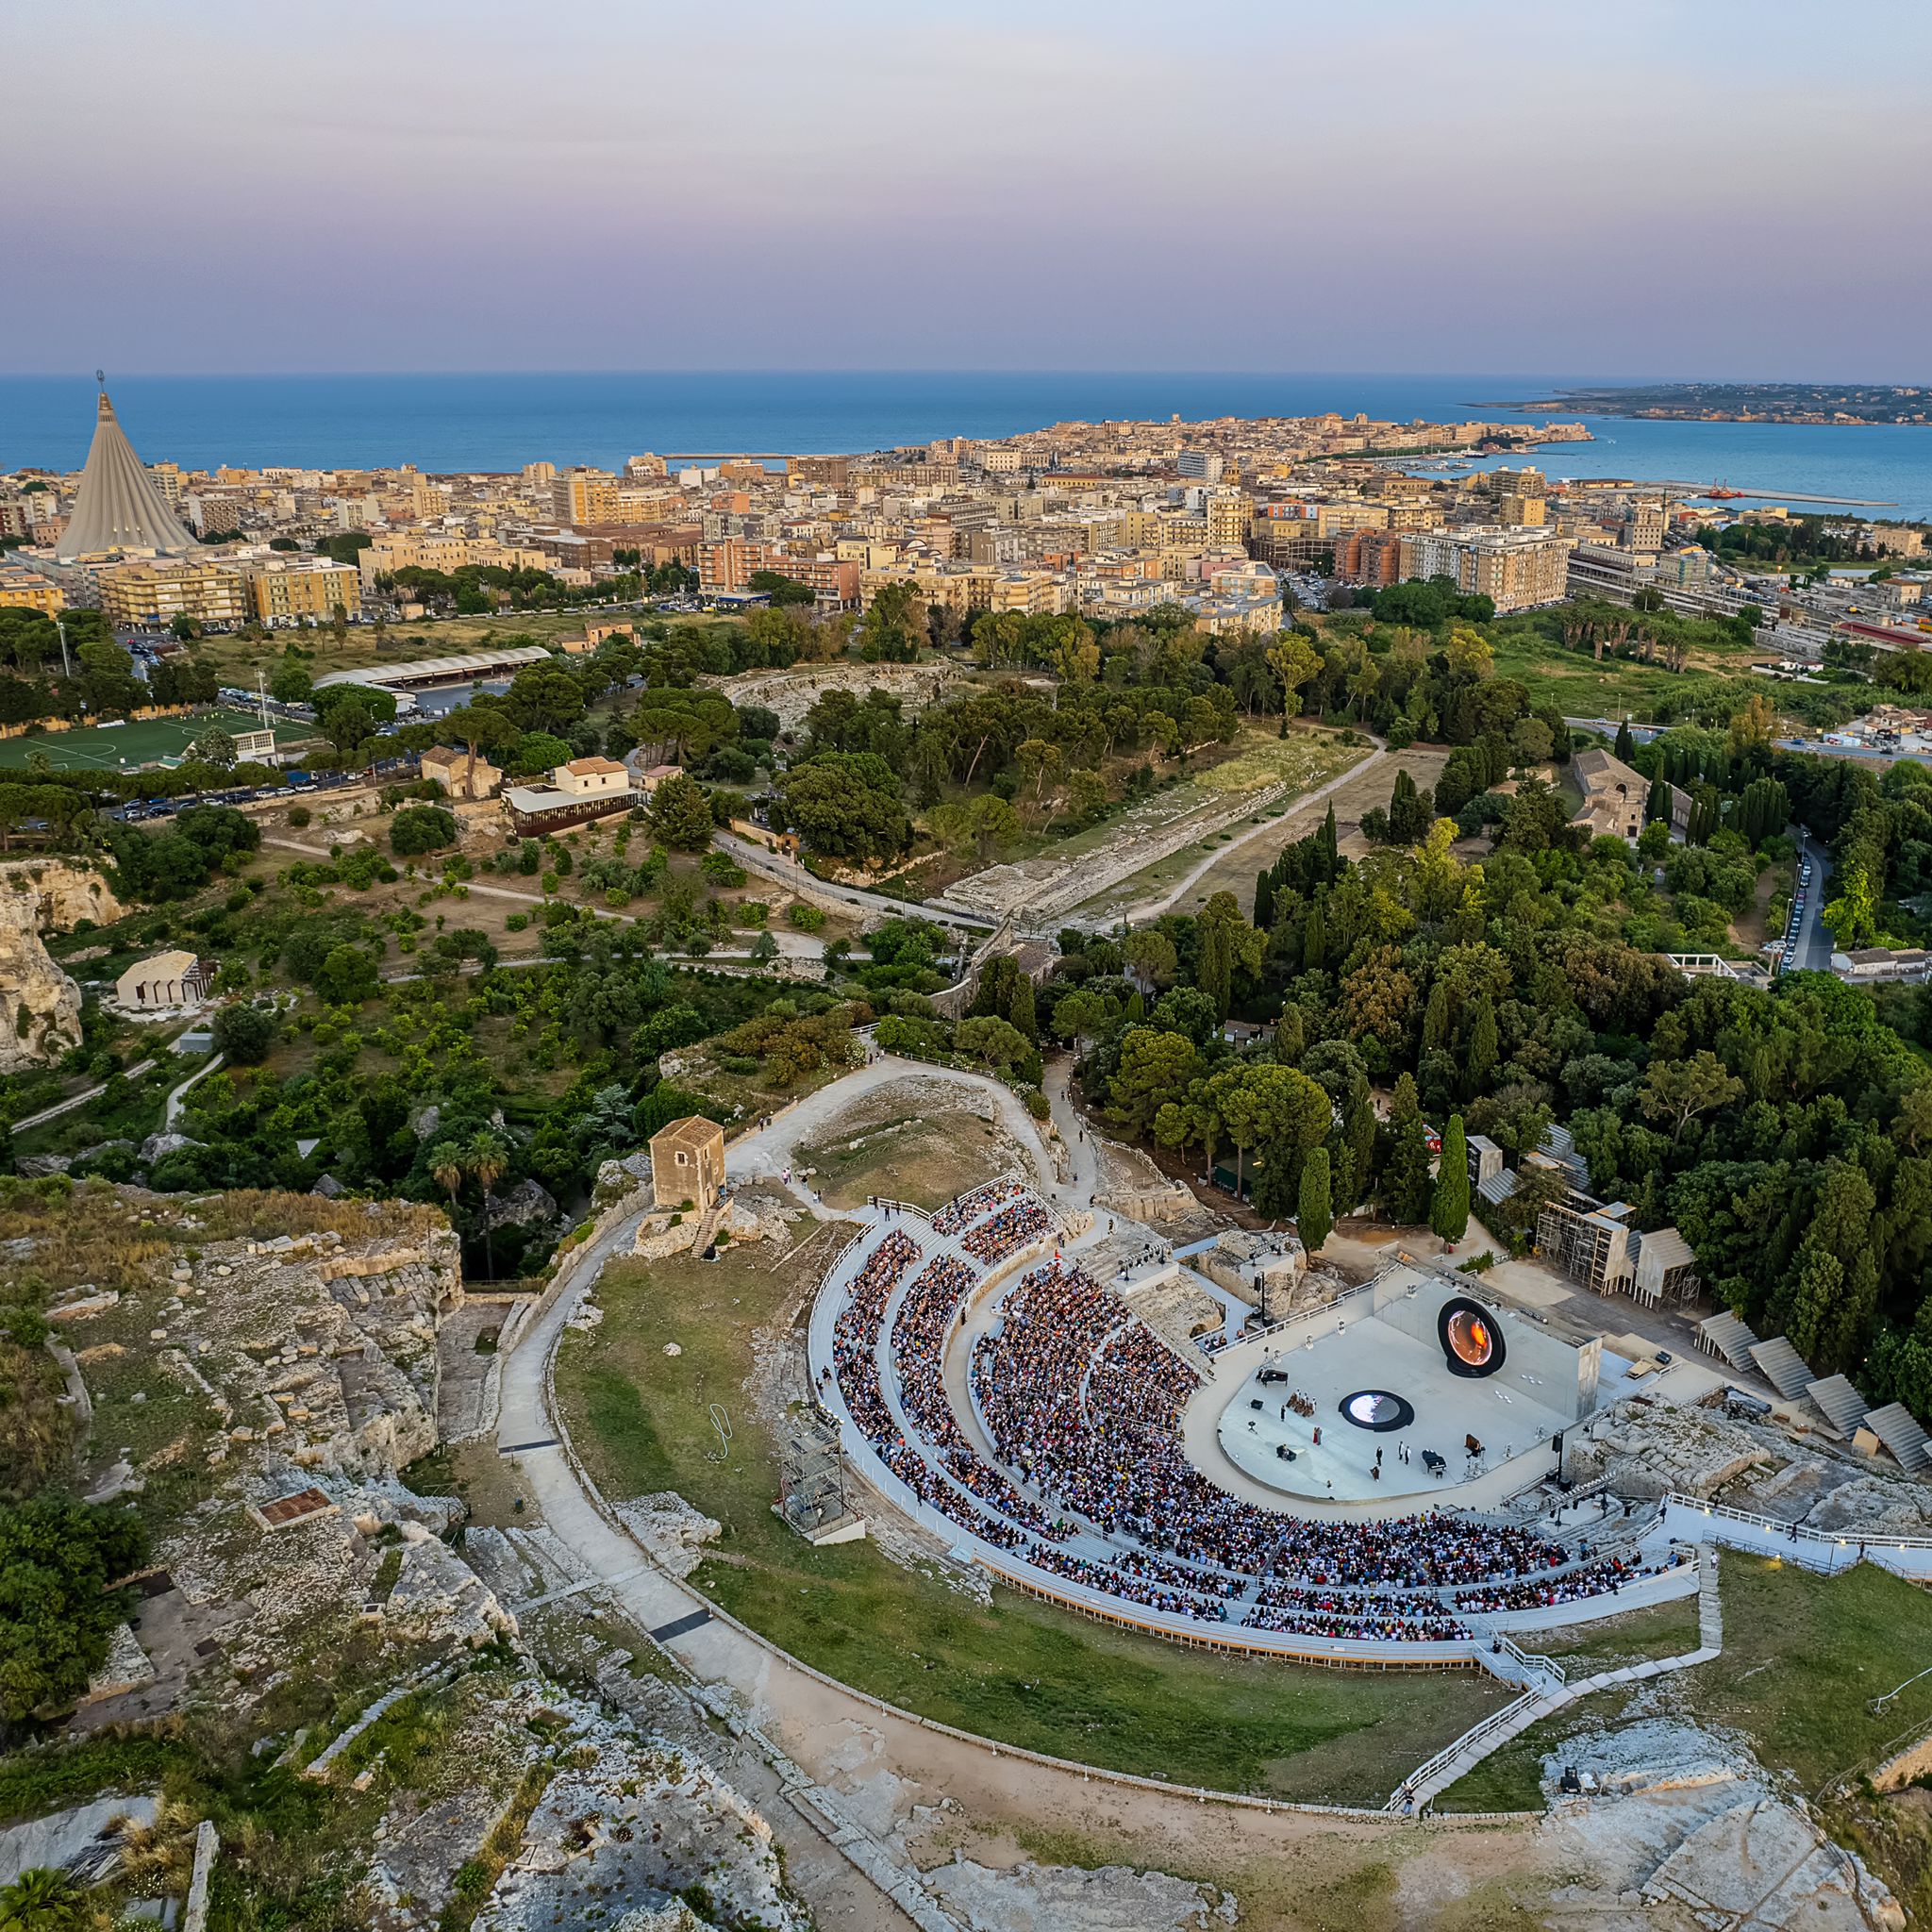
427, 1142, 465, 1229
465, 1129, 510, 1280
0, 1866, 94, 1931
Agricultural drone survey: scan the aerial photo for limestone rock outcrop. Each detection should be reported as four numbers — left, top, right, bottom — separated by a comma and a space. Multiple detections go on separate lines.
0, 869, 90, 1073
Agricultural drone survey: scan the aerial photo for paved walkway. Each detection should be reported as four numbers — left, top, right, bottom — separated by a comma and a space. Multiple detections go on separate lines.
14, 1057, 158, 1133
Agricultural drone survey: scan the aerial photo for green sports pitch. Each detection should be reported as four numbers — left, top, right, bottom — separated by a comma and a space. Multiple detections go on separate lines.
0, 709, 304, 774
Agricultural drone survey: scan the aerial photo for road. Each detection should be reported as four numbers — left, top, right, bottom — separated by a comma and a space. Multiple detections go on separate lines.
1788, 831, 1835, 974
714, 829, 995, 933
1097, 738, 1389, 928
13, 1057, 158, 1133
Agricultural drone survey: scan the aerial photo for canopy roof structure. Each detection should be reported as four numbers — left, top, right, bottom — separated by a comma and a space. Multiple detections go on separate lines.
56, 391, 196, 562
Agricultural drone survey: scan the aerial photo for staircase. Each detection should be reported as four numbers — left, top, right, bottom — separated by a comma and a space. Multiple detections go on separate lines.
1747, 1336, 1813, 1400
1694, 1309, 1758, 1371
1862, 1403, 1932, 1474
1805, 1374, 1867, 1439
1388, 1548, 1722, 1814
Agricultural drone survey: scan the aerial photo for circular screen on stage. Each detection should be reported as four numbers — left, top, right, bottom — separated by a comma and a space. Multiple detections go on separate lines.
1438, 1296, 1506, 1378
1339, 1389, 1415, 1432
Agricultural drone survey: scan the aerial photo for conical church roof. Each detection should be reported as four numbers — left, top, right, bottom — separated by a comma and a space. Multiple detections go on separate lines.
56, 391, 196, 562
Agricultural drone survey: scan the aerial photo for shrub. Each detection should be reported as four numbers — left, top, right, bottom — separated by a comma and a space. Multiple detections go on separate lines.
786, 902, 826, 933
287, 804, 312, 828
210, 1001, 277, 1065
391, 804, 458, 856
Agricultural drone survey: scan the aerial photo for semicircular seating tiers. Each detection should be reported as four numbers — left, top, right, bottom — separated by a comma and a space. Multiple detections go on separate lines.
809, 1191, 1690, 1661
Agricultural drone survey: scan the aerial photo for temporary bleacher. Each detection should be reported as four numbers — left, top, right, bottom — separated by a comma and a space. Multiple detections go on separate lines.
1694, 1310, 1759, 1371
1747, 1335, 1814, 1401
1805, 1374, 1867, 1439
1862, 1403, 1932, 1474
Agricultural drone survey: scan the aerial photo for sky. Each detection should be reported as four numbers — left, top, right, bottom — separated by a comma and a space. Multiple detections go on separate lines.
6, 0, 1930, 378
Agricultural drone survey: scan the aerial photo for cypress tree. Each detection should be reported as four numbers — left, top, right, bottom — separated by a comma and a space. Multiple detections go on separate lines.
1008, 973, 1037, 1041
1432, 1114, 1470, 1246
1297, 1145, 1333, 1255
1614, 718, 1635, 761
1341, 1088, 1377, 1209
1254, 867, 1274, 932
1380, 1073, 1433, 1224
1320, 801, 1340, 869
1302, 891, 1327, 971
1466, 999, 1499, 1092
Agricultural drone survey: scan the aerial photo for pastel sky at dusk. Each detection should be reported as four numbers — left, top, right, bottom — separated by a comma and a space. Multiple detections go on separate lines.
6, 0, 1929, 377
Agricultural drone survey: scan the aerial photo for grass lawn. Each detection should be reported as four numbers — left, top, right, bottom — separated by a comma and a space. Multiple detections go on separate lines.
1485, 627, 1760, 724
555, 1241, 1511, 1803
0, 708, 308, 773
1438, 1556, 1932, 1814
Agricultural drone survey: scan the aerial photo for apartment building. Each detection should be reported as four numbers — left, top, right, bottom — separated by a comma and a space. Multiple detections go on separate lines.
0, 564, 64, 617
1405, 525, 1574, 612
554, 469, 624, 525
98, 558, 251, 629
244, 557, 363, 626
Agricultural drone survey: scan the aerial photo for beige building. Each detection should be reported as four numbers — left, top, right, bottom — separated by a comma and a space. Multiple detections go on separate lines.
555, 469, 623, 525
116, 949, 216, 1011
99, 558, 251, 629
0, 564, 63, 616
420, 744, 503, 800
649, 1115, 725, 1210
1407, 525, 1574, 612
244, 557, 362, 626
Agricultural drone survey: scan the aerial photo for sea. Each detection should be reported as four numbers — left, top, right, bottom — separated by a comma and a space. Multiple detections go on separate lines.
4, 371, 1931, 521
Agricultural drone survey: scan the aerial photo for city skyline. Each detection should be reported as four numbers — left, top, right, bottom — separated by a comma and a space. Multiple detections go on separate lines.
7, 0, 1930, 378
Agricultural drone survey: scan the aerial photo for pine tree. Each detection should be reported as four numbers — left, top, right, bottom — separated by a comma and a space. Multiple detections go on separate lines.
1432, 1114, 1470, 1246
1297, 1146, 1333, 1255
1380, 1073, 1433, 1224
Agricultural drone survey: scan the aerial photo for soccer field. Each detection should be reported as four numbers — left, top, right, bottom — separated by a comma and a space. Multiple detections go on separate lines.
0, 709, 303, 774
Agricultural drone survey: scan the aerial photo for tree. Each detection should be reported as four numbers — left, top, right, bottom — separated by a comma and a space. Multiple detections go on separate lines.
1431, 1114, 1470, 1246
1465, 1000, 1499, 1093
428, 1141, 465, 1224
443, 703, 519, 794
1297, 1146, 1333, 1254
1107, 1027, 1200, 1138
776, 753, 909, 865
1821, 861, 1881, 953
1638, 1049, 1744, 1144
1266, 633, 1323, 725
1194, 891, 1263, 1022
466, 1128, 511, 1280
390, 804, 458, 856
857, 581, 926, 663
185, 725, 236, 771
1380, 1073, 1433, 1224
957, 1014, 1031, 1074
210, 1001, 276, 1065
316, 943, 378, 1005
0, 1498, 145, 1723
1613, 719, 1635, 761
648, 774, 715, 852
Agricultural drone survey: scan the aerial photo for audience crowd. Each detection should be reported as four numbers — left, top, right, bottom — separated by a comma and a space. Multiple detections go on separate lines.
820, 1206, 1671, 1647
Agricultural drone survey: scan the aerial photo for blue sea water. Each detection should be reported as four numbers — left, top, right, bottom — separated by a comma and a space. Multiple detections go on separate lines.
3, 370, 1930, 520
